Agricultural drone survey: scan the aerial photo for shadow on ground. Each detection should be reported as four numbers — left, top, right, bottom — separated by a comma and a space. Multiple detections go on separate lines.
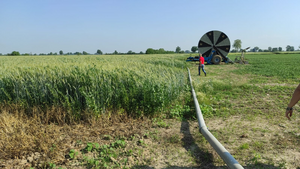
132, 121, 282, 169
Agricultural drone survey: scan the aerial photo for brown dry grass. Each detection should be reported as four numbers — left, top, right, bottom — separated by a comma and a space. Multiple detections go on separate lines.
0, 105, 151, 168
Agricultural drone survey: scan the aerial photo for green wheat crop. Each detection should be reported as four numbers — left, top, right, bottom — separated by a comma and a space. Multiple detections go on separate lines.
0, 54, 188, 119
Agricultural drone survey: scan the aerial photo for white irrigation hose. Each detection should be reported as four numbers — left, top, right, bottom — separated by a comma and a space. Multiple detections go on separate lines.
187, 68, 244, 169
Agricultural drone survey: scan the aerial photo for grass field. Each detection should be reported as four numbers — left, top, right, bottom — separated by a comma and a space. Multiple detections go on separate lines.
0, 53, 300, 168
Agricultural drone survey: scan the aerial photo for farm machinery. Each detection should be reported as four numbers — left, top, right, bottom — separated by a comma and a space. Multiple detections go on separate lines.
186, 30, 233, 64
234, 47, 250, 64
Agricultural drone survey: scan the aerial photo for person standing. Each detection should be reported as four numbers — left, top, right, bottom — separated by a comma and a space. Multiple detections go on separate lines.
285, 83, 300, 120
198, 53, 206, 76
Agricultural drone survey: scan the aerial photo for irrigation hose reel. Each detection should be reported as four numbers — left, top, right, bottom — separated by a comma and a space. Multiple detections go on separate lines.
198, 30, 232, 64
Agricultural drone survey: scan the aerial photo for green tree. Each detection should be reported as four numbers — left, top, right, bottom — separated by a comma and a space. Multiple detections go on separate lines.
113, 50, 118, 54
127, 50, 133, 54
11, 51, 20, 56
191, 46, 198, 53
233, 39, 242, 52
175, 46, 181, 53
278, 47, 282, 51
146, 48, 155, 54
286, 45, 294, 51
268, 47, 272, 52
252, 46, 259, 52
59, 50, 63, 55
96, 49, 103, 55
158, 48, 165, 54
83, 51, 88, 55
272, 48, 278, 52
139, 51, 144, 54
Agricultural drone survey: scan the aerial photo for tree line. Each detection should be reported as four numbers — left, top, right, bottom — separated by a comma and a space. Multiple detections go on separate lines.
1, 46, 188, 56
231, 39, 298, 53
1, 44, 299, 56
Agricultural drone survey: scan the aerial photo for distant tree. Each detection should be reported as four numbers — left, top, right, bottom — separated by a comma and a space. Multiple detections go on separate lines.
291, 46, 294, 51
258, 49, 263, 52
185, 50, 190, 53
146, 48, 175, 54
96, 49, 103, 55
48, 52, 53, 55
263, 49, 269, 52
11, 51, 20, 56
59, 50, 63, 55
175, 46, 181, 53
74, 52, 81, 55
158, 48, 165, 54
230, 49, 237, 53
139, 51, 144, 54
272, 48, 278, 52
127, 50, 133, 54
54, 53, 58, 55
113, 50, 118, 54
0, 53, 2, 55
191, 46, 198, 53
146, 48, 155, 54
286, 45, 295, 51
268, 47, 272, 52
233, 39, 242, 52
83, 51, 88, 55
278, 47, 282, 51
252, 46, 259, 52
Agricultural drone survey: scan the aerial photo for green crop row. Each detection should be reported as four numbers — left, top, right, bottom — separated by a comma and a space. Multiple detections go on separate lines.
228, 53, 300, 80
0, 54, 188, 119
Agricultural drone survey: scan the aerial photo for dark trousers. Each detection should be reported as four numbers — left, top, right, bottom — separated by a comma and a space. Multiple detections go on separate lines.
198, 64, 206, 75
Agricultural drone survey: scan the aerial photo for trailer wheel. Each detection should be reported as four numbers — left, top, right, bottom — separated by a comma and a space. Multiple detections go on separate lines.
212, 55, 222, 64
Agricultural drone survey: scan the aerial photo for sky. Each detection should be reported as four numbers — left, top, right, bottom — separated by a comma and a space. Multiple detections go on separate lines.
0, 0, 300, 54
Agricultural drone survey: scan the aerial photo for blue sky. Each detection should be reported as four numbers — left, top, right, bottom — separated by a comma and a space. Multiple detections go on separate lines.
0, 0, 299, 54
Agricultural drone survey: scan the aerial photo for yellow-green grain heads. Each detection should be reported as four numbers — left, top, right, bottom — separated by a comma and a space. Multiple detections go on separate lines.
0, 55, 187, 119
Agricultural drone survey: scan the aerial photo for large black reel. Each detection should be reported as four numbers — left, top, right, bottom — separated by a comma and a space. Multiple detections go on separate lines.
198, 30, 231, 59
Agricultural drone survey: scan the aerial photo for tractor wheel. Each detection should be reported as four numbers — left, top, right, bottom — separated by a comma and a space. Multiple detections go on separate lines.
212, 55, 222, 65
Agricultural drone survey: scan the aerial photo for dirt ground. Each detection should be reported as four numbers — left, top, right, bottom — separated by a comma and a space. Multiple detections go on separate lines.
1, 111, 300, 169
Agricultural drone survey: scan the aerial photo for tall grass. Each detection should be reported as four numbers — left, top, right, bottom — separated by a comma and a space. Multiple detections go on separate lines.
0, 54, 188, 120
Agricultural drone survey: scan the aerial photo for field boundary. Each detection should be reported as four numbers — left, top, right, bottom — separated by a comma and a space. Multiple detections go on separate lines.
187, 68, 244, 169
